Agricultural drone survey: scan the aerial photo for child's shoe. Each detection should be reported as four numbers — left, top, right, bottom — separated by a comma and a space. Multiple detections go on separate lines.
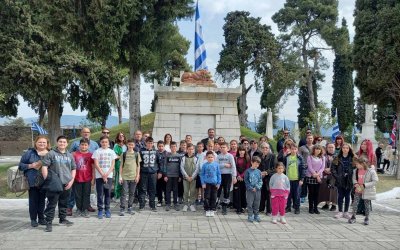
182, 205, 188, 212
81, 210, 90, 218
189, 205, 196, 212
119, 209, 125, 216
280, 216, 287, 224
165, 205, 171, 211
364, 217, 369, 225
247, 214, 254, 223
205, 211, 211, 217
105, 210, 111, 218
210, 211, 215, 217
128, 207, 134, 215
157, 202, 162, 207
348, 215, 356, 224
343, 212, 351, 219
254, 215, 261, 222
272, 216, 278, 224
334, 212, 343, 219
98, 210, 103, 219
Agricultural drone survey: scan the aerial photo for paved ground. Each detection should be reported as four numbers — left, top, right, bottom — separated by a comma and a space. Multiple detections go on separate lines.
1, 197, 400, 250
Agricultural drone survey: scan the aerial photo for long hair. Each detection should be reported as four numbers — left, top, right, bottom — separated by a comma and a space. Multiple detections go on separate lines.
337, 143, 354, 159
115, 132, 126, 144
236, 146, 250, 163
34, 135, 51, 151
164, 133, 172, 145
311, 144, 324, 158
334, 135, 345, 148
357, 139, 375, 164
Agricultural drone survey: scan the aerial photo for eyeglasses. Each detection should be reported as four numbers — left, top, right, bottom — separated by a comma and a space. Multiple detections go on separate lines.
243, 142, 249, 144
306, 132, 311, 134
317, 139, 322, 142
102, 131, 110, 134
284, 133, 289, 135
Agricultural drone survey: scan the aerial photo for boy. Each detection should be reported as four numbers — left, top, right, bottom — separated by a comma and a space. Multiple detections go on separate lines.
195, 142, 206, 205
283, 144, 305, 214
42, 135, 76, 232
177, 140, 187, 203
216, 142, 237, 215
180, 143, 199, 212
138, 137, 160, 211
163, 141, 182, 211
119, 139, 141, 216
244, 156, 263, 222
156, 140, 166, 207
72, 138, 94, 218
201, 151, 221, 217
92, 136, 117, 219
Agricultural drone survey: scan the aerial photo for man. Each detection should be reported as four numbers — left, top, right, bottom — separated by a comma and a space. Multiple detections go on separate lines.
375, 143, 384, 169
97, 128, 115, 149
298, 129, 312, 148
69, 127, 99, 215
185, 135, 193, 145
277, 129, 292, 153
299, 134, 314, 202
134, 130, 146, 152
258, 142, 277, 215
201, 128, 216, 150
42, 135, 76, 232
248, 140, 262, 160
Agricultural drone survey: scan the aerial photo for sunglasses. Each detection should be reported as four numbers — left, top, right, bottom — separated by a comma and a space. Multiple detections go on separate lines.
102, 131, 110, 134
284, 133, 289, 135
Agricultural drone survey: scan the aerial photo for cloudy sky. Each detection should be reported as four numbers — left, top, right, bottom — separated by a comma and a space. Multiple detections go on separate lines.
17, 0, 357, 124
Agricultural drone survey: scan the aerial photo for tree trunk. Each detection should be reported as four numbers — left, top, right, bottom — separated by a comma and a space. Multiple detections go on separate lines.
116, 85, 122, 124
47, 95, 62, 145
129, 68, 141, 137
396, 102, 400, 180
38, 99, 46, 127
238, 71, 247, 127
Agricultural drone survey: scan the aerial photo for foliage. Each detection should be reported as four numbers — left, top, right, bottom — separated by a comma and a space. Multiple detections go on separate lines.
3, 117, 27, 127
256, 109, 279, 134
354, 97, 365, 131
376, 103, 396, 133
302, 102, 334, 131
298, 77, 318, 130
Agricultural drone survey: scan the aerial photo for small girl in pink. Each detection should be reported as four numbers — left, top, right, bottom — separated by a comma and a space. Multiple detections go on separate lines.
269, 162, 290, 224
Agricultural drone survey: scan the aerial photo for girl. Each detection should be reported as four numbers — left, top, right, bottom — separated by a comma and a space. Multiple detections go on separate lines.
331, 143, 355, 219
348, 157, 378, 225
113, 132, 127, 200
18, 135, 50, 227
357, 139, 377, 168
334, 135, 345, 156
305, 145, 325, 214
269, 162, 290, 224
383, 145, 394, 172
233, 146, 250, 214
164, 133, 172, 153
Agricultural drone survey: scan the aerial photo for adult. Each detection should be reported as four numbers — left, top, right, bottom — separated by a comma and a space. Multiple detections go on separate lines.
357, 139, 377, 167
42, 135, 76, 232
277, 129, 292, 153
164, 133, 172, 153
298, 128, 312, 148
70, 127, 99, 153
113, 132, 127, 200
201, 128, 216, 150
258, 142, 277, 215
241, 138, 250, 151
185, 134, 193, 145
19, 135, 50, 227
259, 136, 274, 154
248, 140, 262, 160
69, 127, 98, 215
133, 130, 146, 152
97, 128, 115, 149
334, 135, 345, 156
228, 140, 238, 156
277, 139, 295, 162
375, 142, 384, 169
298, 134, 315, 202
319, 143, 338, 211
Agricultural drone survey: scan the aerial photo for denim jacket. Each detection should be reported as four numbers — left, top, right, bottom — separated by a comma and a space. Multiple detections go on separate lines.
18, 148, 43, 187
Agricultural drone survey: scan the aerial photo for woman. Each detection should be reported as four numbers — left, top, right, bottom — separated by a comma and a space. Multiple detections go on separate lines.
305, 145, 325, 214
277, 139, 294, 162
334, 135, 345, 156
18, 135, 50, 227
233, 146, 250, 214
332, 143, 355, 219
113, 132, 127, 200
319, 143, 338, 211
164, 133, 172, 153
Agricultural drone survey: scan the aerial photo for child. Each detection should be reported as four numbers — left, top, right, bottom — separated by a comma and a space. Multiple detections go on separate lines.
177, 140, 187, 203
348, 157, 378, 225
233, 146, 250, 214
163, 141, 182, 211
305, 145, 325, 214
283, 144, 305, 214
244, 156, 263, 222
72, 138, 94, 218
119, 139, 141, 216
156, 140, 167, 207
201, 151, 221, 217
216, 142, 237, 215
92, 136, 117, 219
195, 142, 206, 205
269, 162, 290, 224
180, 143, 199, 212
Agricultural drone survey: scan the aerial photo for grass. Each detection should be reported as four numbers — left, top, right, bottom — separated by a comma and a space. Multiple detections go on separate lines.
0, 163, 28, 198
376, 175, 400, 193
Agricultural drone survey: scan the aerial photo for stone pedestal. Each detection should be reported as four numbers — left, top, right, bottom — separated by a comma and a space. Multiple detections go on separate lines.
265, 109, 273, 139
358, 104, 378, 149
152, 83, 241, 143
292, 122, 300, 145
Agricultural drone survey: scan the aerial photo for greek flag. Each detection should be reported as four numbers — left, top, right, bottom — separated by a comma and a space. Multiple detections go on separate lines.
351, 125, 356, 144
331, 109, 340, 142
31, 121, 48, 135
194, 0, 207, 71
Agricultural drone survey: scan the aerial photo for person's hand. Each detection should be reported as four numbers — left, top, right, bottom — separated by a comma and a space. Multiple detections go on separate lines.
237, 176, 243, 182
216, 185, 220, 189
102, 176, 107, 183
164, 176, 168, 182
135, 175, 140, 183
299, 180, 303, 186
354, 183, 359, 188
252, 188, 256, 192
157, 173, 163, 179
324, 168, 331, 174
91, 179, 95, 186
178, 177, 182, 182
119, 178, 123, 185
65, 179, 74, 190
202, 184, 206, 189
316, 176, 321, 183
188, 177, 192, 182
232, 178, 237, 185
225, 163, 232, 168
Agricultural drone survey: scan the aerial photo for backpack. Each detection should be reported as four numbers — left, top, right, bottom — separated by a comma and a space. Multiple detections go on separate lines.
121, 151, 139, 169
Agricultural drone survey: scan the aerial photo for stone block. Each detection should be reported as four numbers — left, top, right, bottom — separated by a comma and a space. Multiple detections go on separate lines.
223, 107, 238, 115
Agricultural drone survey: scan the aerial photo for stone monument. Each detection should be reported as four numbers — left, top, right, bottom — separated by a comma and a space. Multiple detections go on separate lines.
152, 70, 241, 143
265, 108, 274, 139
358, 104, 378, 149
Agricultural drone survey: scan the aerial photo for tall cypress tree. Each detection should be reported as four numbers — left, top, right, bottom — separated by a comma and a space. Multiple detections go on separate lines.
298, 77, 318, 130
331, 19, 354, 132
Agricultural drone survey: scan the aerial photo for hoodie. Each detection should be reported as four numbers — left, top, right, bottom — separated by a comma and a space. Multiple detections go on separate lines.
42, 148, 76, 185
217, 153, 237, 177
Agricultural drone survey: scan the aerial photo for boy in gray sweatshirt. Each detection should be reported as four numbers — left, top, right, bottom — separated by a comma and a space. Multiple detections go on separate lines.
162, 141, 182, 211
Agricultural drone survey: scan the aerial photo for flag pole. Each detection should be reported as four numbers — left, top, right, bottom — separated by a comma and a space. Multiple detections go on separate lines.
31, 125, 34, 147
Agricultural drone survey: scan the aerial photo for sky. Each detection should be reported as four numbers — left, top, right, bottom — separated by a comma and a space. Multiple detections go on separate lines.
16, 0, 357, 124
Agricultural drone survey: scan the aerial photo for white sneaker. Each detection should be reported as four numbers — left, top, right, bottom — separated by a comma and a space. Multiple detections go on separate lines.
334, 212, 343, 219
189, 205, 196, 212
206, 211, 211, 217
210, 211, 215, 217
280, 216, 287, 224
343, 212, 351, 219
182, 205, 188, 212
272, 216, 278, 224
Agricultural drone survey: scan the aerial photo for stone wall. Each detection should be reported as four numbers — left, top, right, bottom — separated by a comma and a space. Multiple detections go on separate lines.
152, 84, 241, 143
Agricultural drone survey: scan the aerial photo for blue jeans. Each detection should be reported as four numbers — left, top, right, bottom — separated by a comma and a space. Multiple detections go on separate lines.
96, 178, 112, 211
286, 180, 300, 209
337, 187, 351, 212
138, 172, 157, 208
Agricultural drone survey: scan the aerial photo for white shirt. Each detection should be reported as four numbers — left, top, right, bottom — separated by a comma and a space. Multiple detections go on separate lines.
92, 148, 117, 178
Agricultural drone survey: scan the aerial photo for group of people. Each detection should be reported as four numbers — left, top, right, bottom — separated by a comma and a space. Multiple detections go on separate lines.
19, 127, 380, 232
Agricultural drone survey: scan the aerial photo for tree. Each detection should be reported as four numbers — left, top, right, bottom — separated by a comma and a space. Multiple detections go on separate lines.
376, 103, 396, 133
272, 0, 343, 133
354, 97, 365, 131
216, 11, 280, 126
353, 0, 400, 178
331, 19, 355, 132
298, 77, 318, 129
4, 117, 27, 127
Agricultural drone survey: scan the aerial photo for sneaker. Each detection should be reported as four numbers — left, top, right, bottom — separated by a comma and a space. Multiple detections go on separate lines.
266, 212, 271, 216
38, 219, 47, 225
343, 212, 351, 219
272, 216, 278, 224
139, 206, 144, 211
321, 204, 329, 210
285, 207, 292, 213
210, 211, 215, 217
105, 210, 111, 218
66, 208, 73, 216
59, 219, 73, 225
74, 210, 82, 217
248, 215, 254, 223
174, 204, 180, 211
81, 210, 90, 218
334, 212, 343, 219
31, 220, 38, 227
182, 205, 188, 212
254, 215, 261, 222
189, 205, 196, 212
87, 205, 96, 212
165, 205, 170, 211
128, 207, 135, 215
309, 208, 314, 214
119, 209, 125, 216
294, 209, 300, 214
280, 216, 287, 224
300, 198, 305, 203
330, 205, 337, 211
364, 217, 369, 225
348, 216, 356, 224
178, 197, 183, 204
45, 223, 52, 232
222, 205, 227, 215
151, 207, 157, 212
206, 211, 211, 217
313, 208, 320, 214
157, 202, 162, 207
98, 210, 103, 219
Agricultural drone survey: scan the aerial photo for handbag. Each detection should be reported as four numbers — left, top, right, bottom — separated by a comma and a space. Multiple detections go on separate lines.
42, 169, 64, 193
7, 166, 29, 193
34, 172, 45, 187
